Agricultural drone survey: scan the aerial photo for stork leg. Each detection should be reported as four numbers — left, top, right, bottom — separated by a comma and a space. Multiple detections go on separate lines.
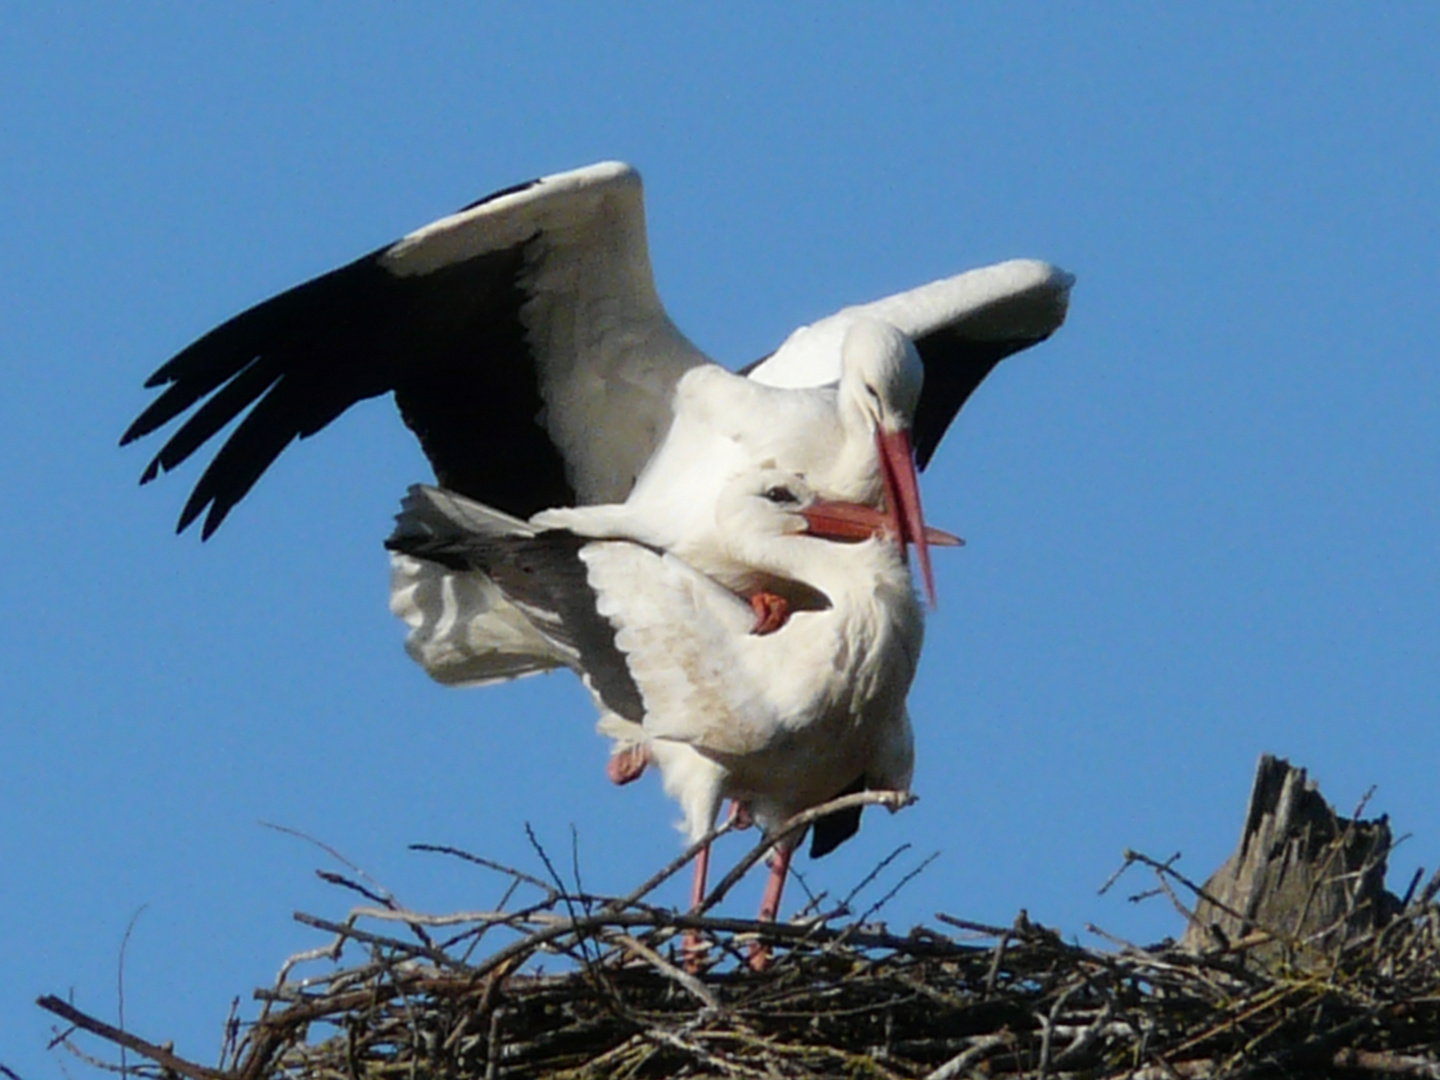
683, 803, 765, 969
748, 843, 793, 971
681, 837, 712, 970
605, 742, 649, 785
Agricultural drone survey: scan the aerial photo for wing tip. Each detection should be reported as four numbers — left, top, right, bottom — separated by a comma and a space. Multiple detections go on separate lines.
176, 479, 231, 540
438, 159, 641, 228
119, 404, 166, 448
175, 498, 204, 536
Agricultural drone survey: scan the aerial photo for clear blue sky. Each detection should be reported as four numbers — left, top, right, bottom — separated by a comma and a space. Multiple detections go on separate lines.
4, 6, 1437, 1073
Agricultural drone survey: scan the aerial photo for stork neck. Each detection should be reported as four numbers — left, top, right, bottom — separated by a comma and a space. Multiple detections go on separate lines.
826, 403, 886, 504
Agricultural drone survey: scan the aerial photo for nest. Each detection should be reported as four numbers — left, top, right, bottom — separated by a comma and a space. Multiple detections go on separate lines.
37, 776, 1440, 1079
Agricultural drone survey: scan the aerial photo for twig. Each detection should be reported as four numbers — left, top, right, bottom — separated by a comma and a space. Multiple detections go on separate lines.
613, 933, 721, 1010
115, 905, 147, 1080
526, 822, 599, 977
259, 822, 391, 901
922, 1033, 1011, 1080
314, 869, 391, 909
697, 791, 916, 915
600, 817, 741, 915
838, 843, 912, 913
290, 911, 467, 971
36, 997, 224, 1080
1119, 849, 1254, 929
857, 850, 938, 924
408, 842, 560, 900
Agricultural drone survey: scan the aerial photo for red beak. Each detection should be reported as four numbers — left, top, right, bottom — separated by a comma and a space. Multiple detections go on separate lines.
802, 496, 961, 553
875, 427, 942, 606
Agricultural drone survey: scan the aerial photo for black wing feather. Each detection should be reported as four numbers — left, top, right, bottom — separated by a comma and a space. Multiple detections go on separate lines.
386, 505, 645, 724
910, 331, 1050, 469
809, 774, 867, 859
124, 213, 573, 536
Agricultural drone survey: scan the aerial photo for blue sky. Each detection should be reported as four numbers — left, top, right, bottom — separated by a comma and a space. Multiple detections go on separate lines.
4, 5, 1438, 1073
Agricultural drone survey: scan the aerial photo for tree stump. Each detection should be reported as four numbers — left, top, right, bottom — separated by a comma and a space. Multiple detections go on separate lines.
1180, 754, 1401, 966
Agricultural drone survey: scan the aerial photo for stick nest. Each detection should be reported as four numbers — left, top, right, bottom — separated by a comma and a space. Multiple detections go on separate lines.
39, 806, 1440, 1080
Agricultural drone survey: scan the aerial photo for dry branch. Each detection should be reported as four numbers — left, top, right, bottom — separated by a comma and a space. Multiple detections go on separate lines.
37, 769, 1440, 1079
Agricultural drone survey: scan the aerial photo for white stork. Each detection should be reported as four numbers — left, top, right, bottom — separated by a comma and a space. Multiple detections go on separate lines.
386, 467, 949, 946
388, 316, 940, 690
537, 318, 931, 591
120, 162, 1073, 584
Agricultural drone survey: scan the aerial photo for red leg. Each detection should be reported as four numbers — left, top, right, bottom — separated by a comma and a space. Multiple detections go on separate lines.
605, 743, 649, 785
756, 845, 791, 922
682, 839, 711, 970
749, 591, 792, 635
690, 840, 711, 911
748, 845, 793, 971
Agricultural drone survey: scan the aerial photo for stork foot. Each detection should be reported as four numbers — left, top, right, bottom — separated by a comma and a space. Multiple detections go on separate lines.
749, 591, 792, 635
605, 743, 649, 785
681, 837, 713, 973
726, 800, 754, 830
681, 931, 711, 973
747, 940, 772, 971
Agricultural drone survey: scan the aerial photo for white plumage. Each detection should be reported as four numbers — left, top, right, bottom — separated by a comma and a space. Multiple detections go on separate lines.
538, 317, 933, 592
123, 161, 1072, 548
386, 468, 930, 931
388, 318, 957, 691
124, 160, 1067, 932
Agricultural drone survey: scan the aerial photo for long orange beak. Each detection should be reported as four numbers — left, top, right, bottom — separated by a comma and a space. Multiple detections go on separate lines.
875, 427, 942, 606
802, 497, 961, 550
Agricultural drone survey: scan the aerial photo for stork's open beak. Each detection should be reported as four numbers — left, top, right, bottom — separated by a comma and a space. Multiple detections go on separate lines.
802, 493, 961, 564
875, 427, 944, 606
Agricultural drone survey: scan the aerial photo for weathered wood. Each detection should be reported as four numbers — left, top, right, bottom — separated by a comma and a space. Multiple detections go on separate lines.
1181, 753, 1401, 964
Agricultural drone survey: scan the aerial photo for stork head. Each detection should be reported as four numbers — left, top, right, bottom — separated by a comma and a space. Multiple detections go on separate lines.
839, 317, 924, 437
716, 467, 960, 588
836, 319, 941, 605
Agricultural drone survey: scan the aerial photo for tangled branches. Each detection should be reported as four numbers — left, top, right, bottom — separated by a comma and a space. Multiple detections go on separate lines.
36, 780, 1440, 1079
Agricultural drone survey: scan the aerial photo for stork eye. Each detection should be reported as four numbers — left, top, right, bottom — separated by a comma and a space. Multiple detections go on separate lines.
763, 485, 798, 505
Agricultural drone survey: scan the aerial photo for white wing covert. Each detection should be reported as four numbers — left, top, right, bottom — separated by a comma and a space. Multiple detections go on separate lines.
579, 543, 778, 755
748, 259, 1075, 466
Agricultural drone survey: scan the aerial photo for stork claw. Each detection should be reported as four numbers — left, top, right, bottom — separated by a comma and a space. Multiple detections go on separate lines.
749, 591, 791, 635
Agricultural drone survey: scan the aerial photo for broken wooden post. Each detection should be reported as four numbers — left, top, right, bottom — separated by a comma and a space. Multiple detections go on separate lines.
1180, 754, 1401, 966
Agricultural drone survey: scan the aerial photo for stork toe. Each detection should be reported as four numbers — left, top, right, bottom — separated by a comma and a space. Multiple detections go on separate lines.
605, 743, 649, 785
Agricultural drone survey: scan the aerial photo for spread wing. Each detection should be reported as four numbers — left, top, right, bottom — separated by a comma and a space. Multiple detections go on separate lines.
123, 162, 709, 537
745, 258, 1074, 466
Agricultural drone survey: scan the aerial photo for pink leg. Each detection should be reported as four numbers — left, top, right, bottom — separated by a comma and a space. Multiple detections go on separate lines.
682, 839, 711, 970
748, 844, 793, 970
756, 845, 791, 922
605, 743, 649, 785
690, 840, 711, 910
